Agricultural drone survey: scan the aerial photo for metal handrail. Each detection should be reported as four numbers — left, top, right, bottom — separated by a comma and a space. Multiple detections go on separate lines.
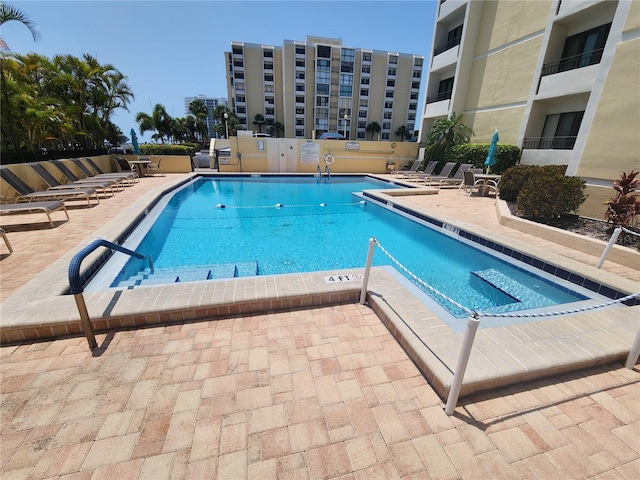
68, 238, 153, 349
541, 48, 604, 77
325, 165, 331, 181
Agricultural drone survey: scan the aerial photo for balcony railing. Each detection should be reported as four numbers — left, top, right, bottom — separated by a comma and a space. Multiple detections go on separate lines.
541, 49, 604, 77
426, 91, 452, 104
522, 136, 577, 150
433, 36, 461, 56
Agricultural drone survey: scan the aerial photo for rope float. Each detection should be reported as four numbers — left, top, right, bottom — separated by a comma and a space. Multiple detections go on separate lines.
214, 200, 366, 209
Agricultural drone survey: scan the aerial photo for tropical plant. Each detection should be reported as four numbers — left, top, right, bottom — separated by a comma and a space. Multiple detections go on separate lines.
252, 114, 265, 133
188, 99, 209, 142
366, 122, 381, 141
426, 112, 474, 153
136, 104, 173, 143
0, 2, 40, 51
604, 170, 640, 229
395, 125, 410, 141
272, 121, 283, 138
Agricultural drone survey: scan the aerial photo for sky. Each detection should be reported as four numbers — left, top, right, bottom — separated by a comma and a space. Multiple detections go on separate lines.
5, 0, 437, 142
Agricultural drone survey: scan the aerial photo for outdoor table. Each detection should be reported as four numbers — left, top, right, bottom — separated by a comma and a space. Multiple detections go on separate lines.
474, 173, 501, 196
128, 159, 151, 177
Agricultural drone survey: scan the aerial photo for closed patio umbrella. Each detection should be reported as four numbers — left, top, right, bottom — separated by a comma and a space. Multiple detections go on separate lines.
130, 128, 140, 155
485, 130, 499, 173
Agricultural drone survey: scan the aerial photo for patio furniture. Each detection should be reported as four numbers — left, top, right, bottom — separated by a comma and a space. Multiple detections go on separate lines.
1, 165, 99, 207
70, 158, 135, 186
430, 163, 474, 189
0, 200, 69, 228
146, 158, 164, 176
1, 227, 13, 253
405, 161, 438, 182
49, 160, 121, 194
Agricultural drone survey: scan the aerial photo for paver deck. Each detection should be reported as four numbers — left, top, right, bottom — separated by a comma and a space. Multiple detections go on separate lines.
1, 170, 639, 478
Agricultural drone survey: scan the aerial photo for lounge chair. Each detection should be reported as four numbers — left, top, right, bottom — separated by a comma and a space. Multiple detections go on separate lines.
419, 162, 457, 185
49, 160, 124, 191
431, 163, 474, 189
405, 161, 438, 182
0, 200, 69, 228
393, 159, 422, 178
27, 162, 109, 199
70, 158, 135, 186
85, 157, 139, 183
1, 227, 13, 253
0, 165, 99, 207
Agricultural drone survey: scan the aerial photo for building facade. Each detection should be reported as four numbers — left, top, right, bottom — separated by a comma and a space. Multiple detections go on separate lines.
184, 95, 228, 139
418, 0, 639, 217
225, 36, 423, 141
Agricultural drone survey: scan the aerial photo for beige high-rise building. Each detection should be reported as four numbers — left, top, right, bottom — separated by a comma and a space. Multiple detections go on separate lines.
419, 0, 639, 218
225, 36, 424, 141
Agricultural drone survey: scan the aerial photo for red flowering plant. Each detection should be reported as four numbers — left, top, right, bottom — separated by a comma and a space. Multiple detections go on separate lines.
604, 170, 640, 249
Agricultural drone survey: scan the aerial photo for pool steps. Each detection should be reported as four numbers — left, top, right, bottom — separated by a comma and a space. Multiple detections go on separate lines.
114, 261, 259, 288
472, 268, 547, 305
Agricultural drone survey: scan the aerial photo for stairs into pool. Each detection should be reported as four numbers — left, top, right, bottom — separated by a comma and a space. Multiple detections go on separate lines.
471, 268, 549, 306
113, 261, 259, 288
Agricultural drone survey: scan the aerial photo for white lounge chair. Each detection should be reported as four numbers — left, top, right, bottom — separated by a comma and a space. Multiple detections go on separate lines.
0, 200, 69, 228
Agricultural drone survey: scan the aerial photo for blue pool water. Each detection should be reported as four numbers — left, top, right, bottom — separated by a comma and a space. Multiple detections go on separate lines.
102, 175, 588, 317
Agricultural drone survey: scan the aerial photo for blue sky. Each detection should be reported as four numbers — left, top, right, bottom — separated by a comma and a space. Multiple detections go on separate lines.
6, 1, 437, 142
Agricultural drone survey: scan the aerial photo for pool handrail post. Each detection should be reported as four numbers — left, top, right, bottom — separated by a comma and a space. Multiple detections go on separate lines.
73, 293, 97, 350
596, 226, 622, 268
445, 316, 480, 415
360, 237, 376, 305
625, 326, 640, 369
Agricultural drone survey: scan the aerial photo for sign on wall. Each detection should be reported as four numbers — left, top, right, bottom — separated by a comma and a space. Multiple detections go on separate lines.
301, 141, 320, 164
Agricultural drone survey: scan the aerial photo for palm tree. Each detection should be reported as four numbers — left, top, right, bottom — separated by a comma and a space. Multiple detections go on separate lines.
252, 114, 265, 133
426, 112, 474, 152
366, 122, 381, 141
272, 121, 284, 138
136, 104, 173, 143
395, 125, 410, 141
0, 3, 40, 51
188, 99, 209, 142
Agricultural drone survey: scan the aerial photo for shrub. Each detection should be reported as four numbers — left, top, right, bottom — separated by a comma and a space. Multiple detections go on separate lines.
448, 143, 520, 174
604, 169, 640, 228
516, 170, 585, 220
139, 144, 197, 157
499, 164, 567, 202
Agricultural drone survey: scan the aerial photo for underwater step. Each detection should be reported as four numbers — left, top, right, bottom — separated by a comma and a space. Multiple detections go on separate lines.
471, 268, 548, 305
235, 261, 259, 277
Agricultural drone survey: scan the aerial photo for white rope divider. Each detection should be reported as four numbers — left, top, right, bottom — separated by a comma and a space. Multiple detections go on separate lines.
621, 226, 640, 237
374, 240, 639, 320
213, 200, 366, 209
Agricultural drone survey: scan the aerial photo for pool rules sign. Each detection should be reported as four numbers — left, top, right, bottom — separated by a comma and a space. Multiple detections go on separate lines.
324, 273, 363, 283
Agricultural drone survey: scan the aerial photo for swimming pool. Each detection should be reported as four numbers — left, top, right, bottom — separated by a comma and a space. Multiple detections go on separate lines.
86, 175, 594, 319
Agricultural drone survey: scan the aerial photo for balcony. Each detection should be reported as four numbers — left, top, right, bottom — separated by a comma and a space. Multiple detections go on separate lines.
522, 136, 577, 150
541, 49, 604, 77
433, 36, 461, 56
425, 91, 452, 104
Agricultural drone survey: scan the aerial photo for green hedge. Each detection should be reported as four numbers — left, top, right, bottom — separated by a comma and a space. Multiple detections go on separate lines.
499, 164, 567, 202
139, 144, 197, 157
422, 142, 520, 175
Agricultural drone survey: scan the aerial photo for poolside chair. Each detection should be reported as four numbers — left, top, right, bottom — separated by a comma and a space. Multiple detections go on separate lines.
26, 162, 107, 201
113, 157, 140, 181
0, 165, 99, 207
0, 200, 69, 228
419, 162, 457, 185
432, 163, 473, 189
146, 157, 165, 176
47, 160, 119, 195
405, 161, 438, 182
49, 160, 124, 190
393, 159, 422, 178
70, 158, 135, 186
86, 157, 139, 183
1, 227, 13, 253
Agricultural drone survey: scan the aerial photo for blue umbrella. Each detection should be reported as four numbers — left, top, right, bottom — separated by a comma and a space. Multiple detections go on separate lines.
484, 130, 499, 173
130, 128, 140, 155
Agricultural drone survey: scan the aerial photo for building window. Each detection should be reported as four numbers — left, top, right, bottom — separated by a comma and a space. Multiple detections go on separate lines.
362, 53, 371, 62
341, 48, 355, 62
387, 79, 395, 87
542, 23, 611, 76
235, 82, 245, 92
234, 72, 244, 79
359, 111, 367, 118
409, 104, 417, 111
414, 58, 423, 66
316, 118, 329, 129
360, 89, 369, 97
317, 45, 331, 58
411, 92, 419, 100
265, 85, 274, 93
296, 95, 305, 103
316, 71, 330, 83
382, 132, 390, 140
361, 77, 370, 85
296, 59, 305, 68
265, 108, 274, 116
265, 97, 274, 105
339, 85, 352, 97
383, 113, 392, 120
341, 62, 354, 73
385, 91, 394, 98
412, 81, 420, 89
296, 129, 305, 137
297, 84, 306, 92
383, 123, 391, 130
296, 118, 304, 126
316, 97, 329, 107
340, 74, 353, 86
413, 71, 421, 78
317, 59, 330, 71
237, 106, 246, 114
296, 46, 306, 55
427, 77, 454, 103
316, 84, 329, 95
232, 46, 243, 55
236, 95, 245, 103
264, 62, 273, 70
523, 111, 585, 149
434, 24, 463, 56
362, 65, 371, 74
234, 60, 244, 67
263, 50, 273, 58
388, 68, 396, 76
389, 56, 398, 64
296, 72, 305, 80
264, 74, 274, 82
296, 107, 304, 115
359, 99, 368, 108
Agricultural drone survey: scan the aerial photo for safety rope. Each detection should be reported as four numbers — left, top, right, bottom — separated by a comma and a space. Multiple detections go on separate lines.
373, 239, 640, 320
213, 201, 366, 209
621, 226, 640, 237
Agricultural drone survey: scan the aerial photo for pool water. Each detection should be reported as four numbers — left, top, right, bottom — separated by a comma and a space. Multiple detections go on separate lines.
103, 175, 587, 317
